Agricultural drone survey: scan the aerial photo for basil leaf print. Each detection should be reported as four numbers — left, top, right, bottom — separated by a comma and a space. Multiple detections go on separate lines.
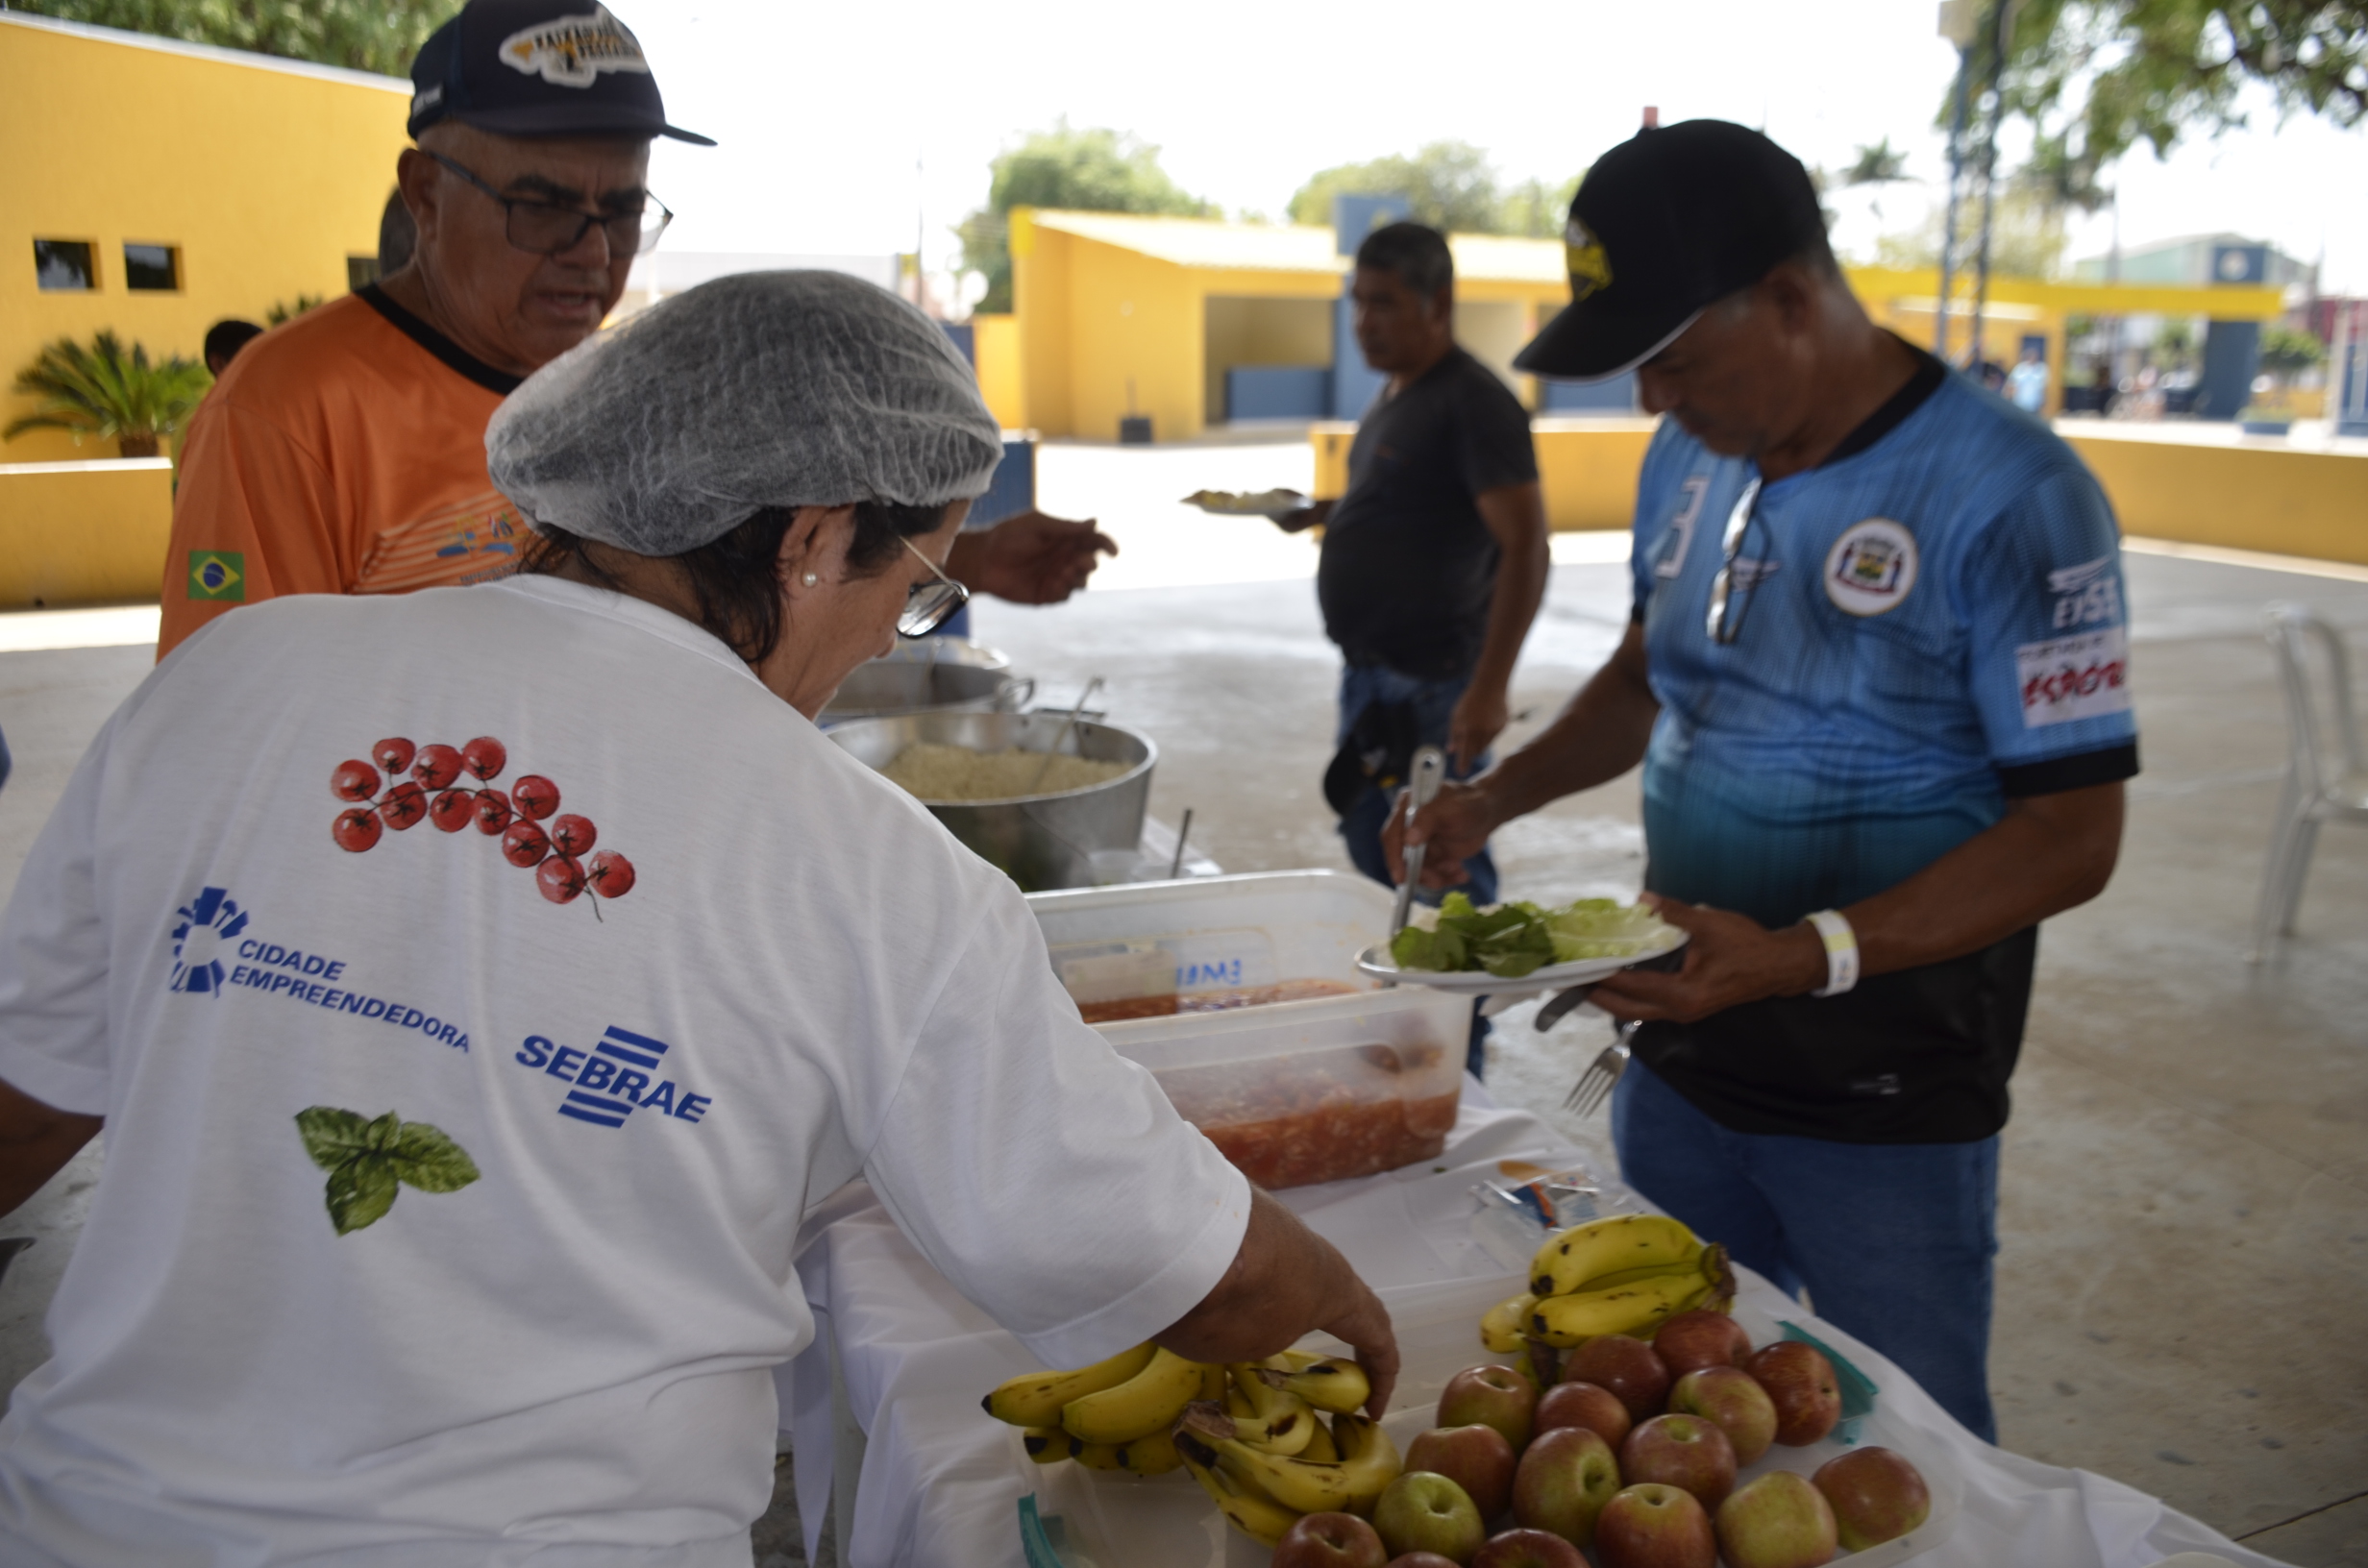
325, 1153, 400, 1236
390, 1122, 481, 1193
295, 1107, 377, 1173
297, 1109, 481, 1234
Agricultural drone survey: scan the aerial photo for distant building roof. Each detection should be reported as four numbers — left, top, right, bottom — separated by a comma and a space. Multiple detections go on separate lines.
1024, 209, 1567, 283
2072, 232, 2311, 289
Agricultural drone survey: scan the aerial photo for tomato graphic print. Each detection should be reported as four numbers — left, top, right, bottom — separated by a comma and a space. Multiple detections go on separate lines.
329, 736, 634, 915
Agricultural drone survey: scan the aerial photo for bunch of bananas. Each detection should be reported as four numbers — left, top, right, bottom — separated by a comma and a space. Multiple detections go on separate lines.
1479, 1213, 1736, 1352
980, 1347, 1399, 1547
981, 1344, 1211, 1475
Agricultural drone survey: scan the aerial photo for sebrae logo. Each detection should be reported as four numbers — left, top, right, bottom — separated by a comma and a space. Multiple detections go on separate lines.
169, 886, 248, 994
497, 6, 652, 88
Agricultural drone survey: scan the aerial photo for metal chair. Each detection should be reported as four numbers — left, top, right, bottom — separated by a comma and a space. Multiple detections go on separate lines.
2252, 603, 2368, 960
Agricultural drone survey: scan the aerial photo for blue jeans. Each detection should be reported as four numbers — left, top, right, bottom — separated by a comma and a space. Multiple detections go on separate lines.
1611, 1059, 2001, 1441
1336, 665, 1498, 1077
1335, 665, 1499, 906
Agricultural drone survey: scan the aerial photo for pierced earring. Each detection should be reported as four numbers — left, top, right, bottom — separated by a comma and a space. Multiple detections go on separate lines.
800, 572, 819, 587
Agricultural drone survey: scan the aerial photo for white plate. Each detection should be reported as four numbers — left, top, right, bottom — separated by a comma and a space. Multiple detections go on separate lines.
1181, 487, 1311, 519
1354, 929, 1688, 995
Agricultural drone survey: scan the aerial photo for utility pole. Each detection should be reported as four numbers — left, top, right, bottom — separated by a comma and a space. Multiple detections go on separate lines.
1936, 0, 1982, 365
1966, 0, 2016, 374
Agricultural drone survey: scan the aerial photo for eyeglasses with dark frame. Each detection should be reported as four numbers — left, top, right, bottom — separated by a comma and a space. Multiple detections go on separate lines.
425, 151, 673, 257
897, 536, 970, 638
1704, 478, 1769, 646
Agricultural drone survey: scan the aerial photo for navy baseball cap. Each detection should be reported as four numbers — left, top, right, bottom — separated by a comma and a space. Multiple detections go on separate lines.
1515, 120, 1826, 380
407, 0, 714, 146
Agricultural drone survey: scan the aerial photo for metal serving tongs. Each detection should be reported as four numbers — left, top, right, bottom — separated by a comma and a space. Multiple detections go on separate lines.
1387, 747, 1449, 941
1028, 676, 1105, 792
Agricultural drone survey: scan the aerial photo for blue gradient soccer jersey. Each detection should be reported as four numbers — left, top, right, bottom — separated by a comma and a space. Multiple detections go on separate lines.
1631, 354, 2137, 930
1626, 350, 2138, 1143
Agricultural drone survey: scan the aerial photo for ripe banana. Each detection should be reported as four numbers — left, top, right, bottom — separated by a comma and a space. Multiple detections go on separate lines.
1063, 1347, 1205, 1443
1115, 1429, 1183, 1476
1329, 1411, 1403, 1515
1298, 1415, 1341, 1463
1023, 1426, 1074, 1464
1253, 1354, 1370, 1415
1480, 1291, 1540, 1353
1579, 1250, 1707, 1292
1178, 1437, 1301, 1548
1071, 1438, 1128, 1471
983, 1342, 1156, 1427
1526, 1243, 1734, 1346
1199, 1362, 1229, 1404
1530, 1213, 1702, 1299
1227, 1365, 1317, 1456
1207, 1433, 1356, 1516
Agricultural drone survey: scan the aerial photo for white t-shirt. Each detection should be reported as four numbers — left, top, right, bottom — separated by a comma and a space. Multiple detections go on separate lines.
0, 577, 1250, 1566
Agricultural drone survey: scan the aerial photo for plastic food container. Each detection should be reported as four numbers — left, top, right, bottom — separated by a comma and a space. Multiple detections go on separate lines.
1028, 873, 1471, 1189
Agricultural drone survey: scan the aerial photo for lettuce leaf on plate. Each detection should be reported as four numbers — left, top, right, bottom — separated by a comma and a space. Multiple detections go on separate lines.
1391, 893, 1670, 976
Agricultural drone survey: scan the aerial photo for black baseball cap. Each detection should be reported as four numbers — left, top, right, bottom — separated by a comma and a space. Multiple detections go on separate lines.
1515, 120, 1826, 380
407, 0, 714, 146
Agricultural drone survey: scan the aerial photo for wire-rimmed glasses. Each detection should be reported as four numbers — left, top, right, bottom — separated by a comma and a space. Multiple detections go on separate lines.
426, 151, 673, 257
1704, 478, 1769, 646
897, 537, 970, 638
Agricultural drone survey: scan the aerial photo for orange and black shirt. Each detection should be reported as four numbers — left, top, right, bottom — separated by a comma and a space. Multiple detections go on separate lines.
160, 286, 527, 658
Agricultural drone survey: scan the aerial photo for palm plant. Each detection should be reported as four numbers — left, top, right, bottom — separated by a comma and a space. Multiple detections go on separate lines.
5, 331, 212, 459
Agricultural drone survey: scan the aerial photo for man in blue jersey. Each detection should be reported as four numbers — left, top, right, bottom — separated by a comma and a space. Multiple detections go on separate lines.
1390, 122, 2134, 1441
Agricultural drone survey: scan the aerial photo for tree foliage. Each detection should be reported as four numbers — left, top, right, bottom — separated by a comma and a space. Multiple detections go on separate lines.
2258, 320, 2328, 373
956, 124, 1218, 313
18, 0, 457, 76
6, 331, 211, 459
1874, 182, 2074, 278
1990, 0, 2367, 193
1841, 136, 1913, 186
1286, 142, 1584, 239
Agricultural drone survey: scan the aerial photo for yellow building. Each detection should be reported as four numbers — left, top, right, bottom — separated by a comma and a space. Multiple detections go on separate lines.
1, 12, 411, 463
987, 209, 2289, 440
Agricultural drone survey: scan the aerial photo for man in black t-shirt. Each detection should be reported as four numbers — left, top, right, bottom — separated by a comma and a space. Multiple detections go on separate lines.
1284, 224, 1548, 941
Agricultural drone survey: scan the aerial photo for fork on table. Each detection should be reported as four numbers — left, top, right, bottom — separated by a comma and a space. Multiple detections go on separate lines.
1563, 1017, 1640, 1119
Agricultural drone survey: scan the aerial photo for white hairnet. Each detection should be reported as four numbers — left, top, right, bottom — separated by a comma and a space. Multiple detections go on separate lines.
485, 270, 1002, 554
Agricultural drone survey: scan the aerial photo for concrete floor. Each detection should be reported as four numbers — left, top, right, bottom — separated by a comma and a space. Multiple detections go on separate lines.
0, 439, 2363, 1562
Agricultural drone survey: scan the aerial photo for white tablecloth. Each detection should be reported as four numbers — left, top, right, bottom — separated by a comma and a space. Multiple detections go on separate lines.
781, 1083, 2292, 1568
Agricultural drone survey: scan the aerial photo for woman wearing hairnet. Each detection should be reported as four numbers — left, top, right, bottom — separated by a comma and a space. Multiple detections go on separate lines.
0, 272, 1394, 1564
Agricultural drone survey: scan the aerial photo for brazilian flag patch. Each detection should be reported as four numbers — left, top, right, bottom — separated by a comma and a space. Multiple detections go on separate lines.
187, 550, 244, 601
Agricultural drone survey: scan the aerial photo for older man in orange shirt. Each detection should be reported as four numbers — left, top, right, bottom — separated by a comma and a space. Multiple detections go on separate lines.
161, 0, 1106, 658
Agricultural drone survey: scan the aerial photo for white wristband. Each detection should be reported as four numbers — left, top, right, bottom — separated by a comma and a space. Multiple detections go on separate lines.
1805, 909, 1860, 997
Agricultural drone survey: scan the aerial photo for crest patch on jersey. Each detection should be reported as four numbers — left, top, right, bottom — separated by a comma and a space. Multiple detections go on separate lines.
1823, 518, 1918, 616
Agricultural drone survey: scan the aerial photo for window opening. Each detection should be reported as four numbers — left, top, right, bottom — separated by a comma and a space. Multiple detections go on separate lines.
35, 239, 96, 291
123, 243, 181, 291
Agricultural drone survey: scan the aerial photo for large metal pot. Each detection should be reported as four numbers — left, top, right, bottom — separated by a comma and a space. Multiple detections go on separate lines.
820, 639, 1033, 725
828, 710, 1156, 892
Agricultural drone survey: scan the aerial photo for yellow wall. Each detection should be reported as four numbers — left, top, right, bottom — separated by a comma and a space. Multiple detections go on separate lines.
1, 16, 411, 462
2064, 433, 2368, 566
972, 313, 1024, 430
0, 459, 176, 608
1313, 421, 2368, 565
1202, 296, 1333, 424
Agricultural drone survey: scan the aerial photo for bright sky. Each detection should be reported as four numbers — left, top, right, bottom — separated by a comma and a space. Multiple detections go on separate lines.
625, 0, 2367, 294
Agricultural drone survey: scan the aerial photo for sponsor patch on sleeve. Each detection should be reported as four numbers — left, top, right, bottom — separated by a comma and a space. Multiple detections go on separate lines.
2017, 626, 2132, 727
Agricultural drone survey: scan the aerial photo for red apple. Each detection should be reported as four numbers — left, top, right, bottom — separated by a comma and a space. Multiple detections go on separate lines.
1374, 1473, 1487, 1565
1743, 1342, 1842, 1447
1533, 1380, 1631, 1449
1667, 1366, 1779, 1465
1618, 1413, 1737, 1510
1384, 1557, 1463, 1568
1274, 1511, 1390, 1568
1511, 1425, 1620, 1548
1714, 1470, 1838, 1568
1439, 1364, 1538, 1454
1812, 1447, 1931, 1549
1469, 1527, 1587, 1568
1561, 1335, 1670, 1424
1592, 1483, 1716, 1568
1406, 1426, 1517, 1522
1653, 1310, 1752, 1376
